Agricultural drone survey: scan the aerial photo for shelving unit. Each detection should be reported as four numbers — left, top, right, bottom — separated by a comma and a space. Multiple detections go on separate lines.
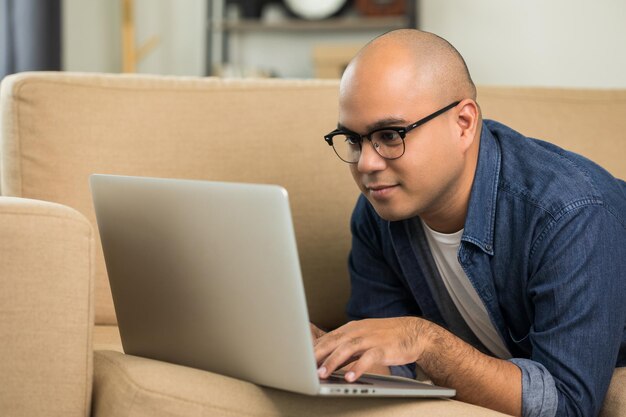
220, 16, 409, 33
206, 1, 417, 77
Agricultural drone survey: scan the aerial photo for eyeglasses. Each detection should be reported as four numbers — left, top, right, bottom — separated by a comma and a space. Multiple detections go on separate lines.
323, 101, 461, 164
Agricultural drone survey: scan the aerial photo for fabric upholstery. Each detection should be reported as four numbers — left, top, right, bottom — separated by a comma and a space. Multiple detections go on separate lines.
0, 196, 94, 417
93, 325, 123, 353
93, 350, 512, 417
1, 72, 625, 416
91, 330, 626, 417
477, 86, 626, 180
0, 72, 357, 329
2, 73, 625, 329
599, 368, 626, 417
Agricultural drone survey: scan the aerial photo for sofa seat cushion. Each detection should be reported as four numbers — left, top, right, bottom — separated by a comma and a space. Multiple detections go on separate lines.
93, 332, 625, 417
93, 350, 512, 417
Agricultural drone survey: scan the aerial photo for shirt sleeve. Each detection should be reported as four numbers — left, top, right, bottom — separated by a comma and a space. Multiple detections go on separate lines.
346, 195, 421, 379
522, 204, 626, 417
509, 358, 558, 417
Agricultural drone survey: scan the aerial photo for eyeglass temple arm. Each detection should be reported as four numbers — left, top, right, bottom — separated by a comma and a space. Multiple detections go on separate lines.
406, 100, 461, 132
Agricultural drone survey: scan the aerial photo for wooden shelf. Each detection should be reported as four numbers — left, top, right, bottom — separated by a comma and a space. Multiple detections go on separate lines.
218, 16, 409, 32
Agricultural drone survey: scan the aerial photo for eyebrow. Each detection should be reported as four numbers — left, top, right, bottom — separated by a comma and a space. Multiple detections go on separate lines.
337, 117, 408, 135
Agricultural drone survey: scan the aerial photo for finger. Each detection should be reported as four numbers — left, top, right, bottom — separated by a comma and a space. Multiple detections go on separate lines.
343, 348, 384, 382
313, 330, 345, 364
318, 339, 367, 379
319, 356, 360, 379
341, 361, 356, 372
336, 355, 361, 372
314, 321, 367, 364
342, 356, 390, 376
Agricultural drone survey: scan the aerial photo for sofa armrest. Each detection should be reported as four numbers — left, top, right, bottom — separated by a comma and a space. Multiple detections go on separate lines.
0, 197, 94, 417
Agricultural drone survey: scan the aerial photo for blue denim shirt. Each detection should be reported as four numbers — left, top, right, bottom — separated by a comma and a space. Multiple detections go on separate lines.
346, 120, 626, 417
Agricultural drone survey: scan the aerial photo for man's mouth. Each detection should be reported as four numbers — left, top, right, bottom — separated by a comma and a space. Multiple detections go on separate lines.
365, 183, 399, 199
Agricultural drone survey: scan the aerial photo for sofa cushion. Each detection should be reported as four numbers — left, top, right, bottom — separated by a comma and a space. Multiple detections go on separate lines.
599, 367, 626, 417
92, 328, 626, 417
2, 73, 625, 331
1, 73, 357, 329
478, 86, 626, 180
92, 325, 625, 416
94, 324, 123, 352
93, 350, 513, 417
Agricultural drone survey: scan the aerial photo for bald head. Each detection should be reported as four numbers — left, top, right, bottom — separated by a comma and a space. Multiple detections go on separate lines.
337, 30, 482, 227
341, 29, 476, 108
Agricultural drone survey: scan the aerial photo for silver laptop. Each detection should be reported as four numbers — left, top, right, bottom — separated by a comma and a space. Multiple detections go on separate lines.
90, 174, 455, 398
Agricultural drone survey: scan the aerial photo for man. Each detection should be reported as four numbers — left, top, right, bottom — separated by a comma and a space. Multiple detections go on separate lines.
313, 29, 626, 417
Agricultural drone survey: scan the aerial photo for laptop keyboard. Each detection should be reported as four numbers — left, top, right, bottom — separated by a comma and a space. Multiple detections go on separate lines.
321, 375, 373, 385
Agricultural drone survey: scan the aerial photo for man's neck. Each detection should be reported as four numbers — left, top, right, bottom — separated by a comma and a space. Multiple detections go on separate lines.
420, 130, 481, 234
420, 192, 469, 234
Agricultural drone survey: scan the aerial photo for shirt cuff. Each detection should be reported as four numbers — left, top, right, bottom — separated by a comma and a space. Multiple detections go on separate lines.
509, 358, 558, 417
389, 363, 417, 379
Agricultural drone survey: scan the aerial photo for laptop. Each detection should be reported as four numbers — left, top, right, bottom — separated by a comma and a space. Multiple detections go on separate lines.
90, 174, 455, 398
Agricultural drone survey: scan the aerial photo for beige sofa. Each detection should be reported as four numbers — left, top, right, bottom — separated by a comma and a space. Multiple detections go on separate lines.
0, 72, 624, 417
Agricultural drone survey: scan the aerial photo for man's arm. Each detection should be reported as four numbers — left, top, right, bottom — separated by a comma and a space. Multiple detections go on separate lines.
345, 195, 423, 377
515, 204, 626, 417
314, 317, 521, 416
317, 204, 626, 417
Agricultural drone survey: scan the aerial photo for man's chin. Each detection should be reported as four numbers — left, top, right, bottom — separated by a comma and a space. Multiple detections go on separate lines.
367, 198, 416, 222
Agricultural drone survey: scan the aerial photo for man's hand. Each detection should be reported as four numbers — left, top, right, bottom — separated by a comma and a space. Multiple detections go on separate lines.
313, 317, 522, 417
314, 317, 419, 382
311, 321, 392, 377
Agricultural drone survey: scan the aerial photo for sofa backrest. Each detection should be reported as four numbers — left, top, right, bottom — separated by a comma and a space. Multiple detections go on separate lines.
1, 72, 625, 328
478, 86, 626, 180
0, 73, 356, 328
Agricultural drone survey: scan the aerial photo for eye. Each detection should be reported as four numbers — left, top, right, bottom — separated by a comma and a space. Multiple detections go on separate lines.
344, 135, 360, 146
373, 130, 402, 144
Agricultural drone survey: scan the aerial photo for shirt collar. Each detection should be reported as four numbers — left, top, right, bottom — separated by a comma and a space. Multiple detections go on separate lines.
461, 121, 501, 255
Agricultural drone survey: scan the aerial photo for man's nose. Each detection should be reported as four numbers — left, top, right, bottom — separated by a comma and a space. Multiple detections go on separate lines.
356, 140, 387, 173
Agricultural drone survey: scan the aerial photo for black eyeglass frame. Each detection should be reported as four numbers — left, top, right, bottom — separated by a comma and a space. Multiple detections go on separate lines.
324, 100, 462, 164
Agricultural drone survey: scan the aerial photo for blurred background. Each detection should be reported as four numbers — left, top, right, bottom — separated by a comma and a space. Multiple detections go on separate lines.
1, 0, 626, 87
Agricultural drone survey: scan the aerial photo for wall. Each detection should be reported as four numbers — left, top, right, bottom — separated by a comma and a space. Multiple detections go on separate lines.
63, 0, 121, 73
62, 0, 626, 87
132, 0, 206, 75
62, 0, 206, 75
418, 0, 626, 88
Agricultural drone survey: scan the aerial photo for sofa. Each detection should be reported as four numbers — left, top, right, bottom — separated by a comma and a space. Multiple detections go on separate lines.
0, 72, 624, 417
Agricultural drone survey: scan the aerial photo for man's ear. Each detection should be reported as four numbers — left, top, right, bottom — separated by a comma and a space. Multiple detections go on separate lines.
456, 99, 480, 153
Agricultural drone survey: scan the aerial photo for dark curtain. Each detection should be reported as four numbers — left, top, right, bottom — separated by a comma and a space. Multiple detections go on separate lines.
0, 0, 62, 80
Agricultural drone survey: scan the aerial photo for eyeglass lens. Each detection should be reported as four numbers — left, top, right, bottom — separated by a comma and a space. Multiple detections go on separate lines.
332, 129, 405, 163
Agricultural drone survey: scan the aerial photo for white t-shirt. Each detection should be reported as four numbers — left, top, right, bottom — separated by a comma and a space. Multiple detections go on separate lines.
421, 219, 512, 359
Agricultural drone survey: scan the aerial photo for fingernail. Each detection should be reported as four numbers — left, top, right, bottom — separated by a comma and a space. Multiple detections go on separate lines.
318, 367, 327, 377
346, 371, 356, 382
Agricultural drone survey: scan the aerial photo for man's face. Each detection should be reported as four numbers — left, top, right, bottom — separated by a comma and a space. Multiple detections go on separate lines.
338, 73, 466, 222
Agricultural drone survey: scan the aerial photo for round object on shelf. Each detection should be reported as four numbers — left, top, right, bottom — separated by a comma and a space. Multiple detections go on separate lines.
355, 0, 406, 16
283, 0, 348, 20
